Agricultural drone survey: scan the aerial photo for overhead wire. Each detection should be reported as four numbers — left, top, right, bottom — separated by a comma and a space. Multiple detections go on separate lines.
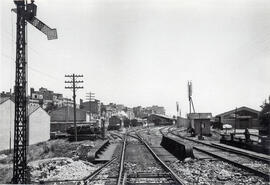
1, 53, 60, 81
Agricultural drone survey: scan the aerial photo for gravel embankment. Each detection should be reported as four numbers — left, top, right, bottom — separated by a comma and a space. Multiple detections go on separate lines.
29, 157, 98, 182
169, 158, 268, 184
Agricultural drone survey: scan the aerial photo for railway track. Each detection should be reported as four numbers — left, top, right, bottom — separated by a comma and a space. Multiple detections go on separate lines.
117, 132, 185, 185
82, 133, 125, 185
168, 127, 270, 163
164, 127, 270, 182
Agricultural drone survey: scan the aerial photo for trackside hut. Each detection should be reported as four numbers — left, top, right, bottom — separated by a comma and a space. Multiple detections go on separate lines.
188, 113, 212, 135
0, 98, 50, 151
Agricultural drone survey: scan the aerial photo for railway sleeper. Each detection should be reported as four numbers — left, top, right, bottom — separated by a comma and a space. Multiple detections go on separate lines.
128, 172, 171, 178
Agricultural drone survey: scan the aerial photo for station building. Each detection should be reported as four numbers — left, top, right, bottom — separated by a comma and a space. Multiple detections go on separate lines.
0, 97, 50, 151
147, 114, 175, 126
215, 106, 260, 130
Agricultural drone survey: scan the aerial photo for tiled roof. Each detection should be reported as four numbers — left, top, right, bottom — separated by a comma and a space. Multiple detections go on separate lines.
188, 113, 212, 119
150, 114, 174, 120
28, 104, 40, 116
0, 97, 10, 104
215, 106, 259, 117
0, 97, 44, 116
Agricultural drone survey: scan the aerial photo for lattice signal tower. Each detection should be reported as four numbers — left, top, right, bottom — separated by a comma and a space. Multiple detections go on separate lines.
12, 0, 57, 183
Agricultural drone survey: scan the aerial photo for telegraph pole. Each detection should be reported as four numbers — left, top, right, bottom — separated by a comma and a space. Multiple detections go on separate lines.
86, 92, 95, 121
12, 0, 57, 183
65, 74, 83, 141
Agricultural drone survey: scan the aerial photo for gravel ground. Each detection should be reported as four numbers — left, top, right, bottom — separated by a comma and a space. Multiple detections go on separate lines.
169, 158, 268, 185
141, 126, 269, 185
0, 137, 117, 184
86, 159, 119, 185
29, 157, 98, 182
124, 135, 174, 184
168, 129, 270, 175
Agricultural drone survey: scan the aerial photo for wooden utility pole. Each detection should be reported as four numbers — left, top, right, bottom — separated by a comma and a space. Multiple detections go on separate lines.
86, 92, 95, 121
65, 74, 83, 141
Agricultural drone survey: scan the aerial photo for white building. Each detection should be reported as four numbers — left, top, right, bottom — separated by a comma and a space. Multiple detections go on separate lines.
0, 97, 50, 151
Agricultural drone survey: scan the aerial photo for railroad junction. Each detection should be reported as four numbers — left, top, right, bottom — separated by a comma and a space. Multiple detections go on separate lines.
1, 1, 269, 184
4, 125, 267, 184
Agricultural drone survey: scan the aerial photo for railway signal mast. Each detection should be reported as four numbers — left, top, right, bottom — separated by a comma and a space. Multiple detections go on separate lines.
11, 0, 57, 183
176, 101, 181, 117
188, 81, 196, 114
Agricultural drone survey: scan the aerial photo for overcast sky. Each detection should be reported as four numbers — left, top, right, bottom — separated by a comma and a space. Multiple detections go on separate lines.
1, 0, 270, 116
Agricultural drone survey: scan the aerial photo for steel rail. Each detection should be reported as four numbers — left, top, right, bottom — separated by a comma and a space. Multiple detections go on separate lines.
169, 128, 270, 163
167, 128, 270, 181
193, 146, 270, 181
110, 132, 124, 140
136, 132, 186, 185
210, 143, 270, 163
117, 135, 127, 185
83, 157, 117, 184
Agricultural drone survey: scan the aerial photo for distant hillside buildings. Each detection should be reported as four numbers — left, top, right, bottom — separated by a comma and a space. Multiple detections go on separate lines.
1, 88, 165, 119
30, 87, 74, 110
133, 105, 166, 118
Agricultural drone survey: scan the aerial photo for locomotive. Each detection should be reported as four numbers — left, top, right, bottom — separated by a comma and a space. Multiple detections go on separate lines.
107, 115, 122, 130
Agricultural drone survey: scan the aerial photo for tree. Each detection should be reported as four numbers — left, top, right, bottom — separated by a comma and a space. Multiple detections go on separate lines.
259, 97, 270, 136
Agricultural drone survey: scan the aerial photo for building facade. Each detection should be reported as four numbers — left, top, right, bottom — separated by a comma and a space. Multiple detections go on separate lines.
215, 106, 260, 129
0, 98, 50, 151
50, 106, 90, 122
80, 99, 101, 118
30, 87, 74, 110
188, 113, 212, 135
147, 114, 174, 126
133, 105, 166, 118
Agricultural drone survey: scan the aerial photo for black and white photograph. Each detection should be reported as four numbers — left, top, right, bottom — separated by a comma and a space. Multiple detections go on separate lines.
0, 0, 269, 184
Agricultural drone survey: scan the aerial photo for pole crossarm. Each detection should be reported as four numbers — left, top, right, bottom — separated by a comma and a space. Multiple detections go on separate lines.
64, 74, 84, 141
86, 92, 95, 121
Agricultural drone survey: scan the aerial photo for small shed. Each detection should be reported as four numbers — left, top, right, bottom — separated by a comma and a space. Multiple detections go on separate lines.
188, 113, 212, 136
